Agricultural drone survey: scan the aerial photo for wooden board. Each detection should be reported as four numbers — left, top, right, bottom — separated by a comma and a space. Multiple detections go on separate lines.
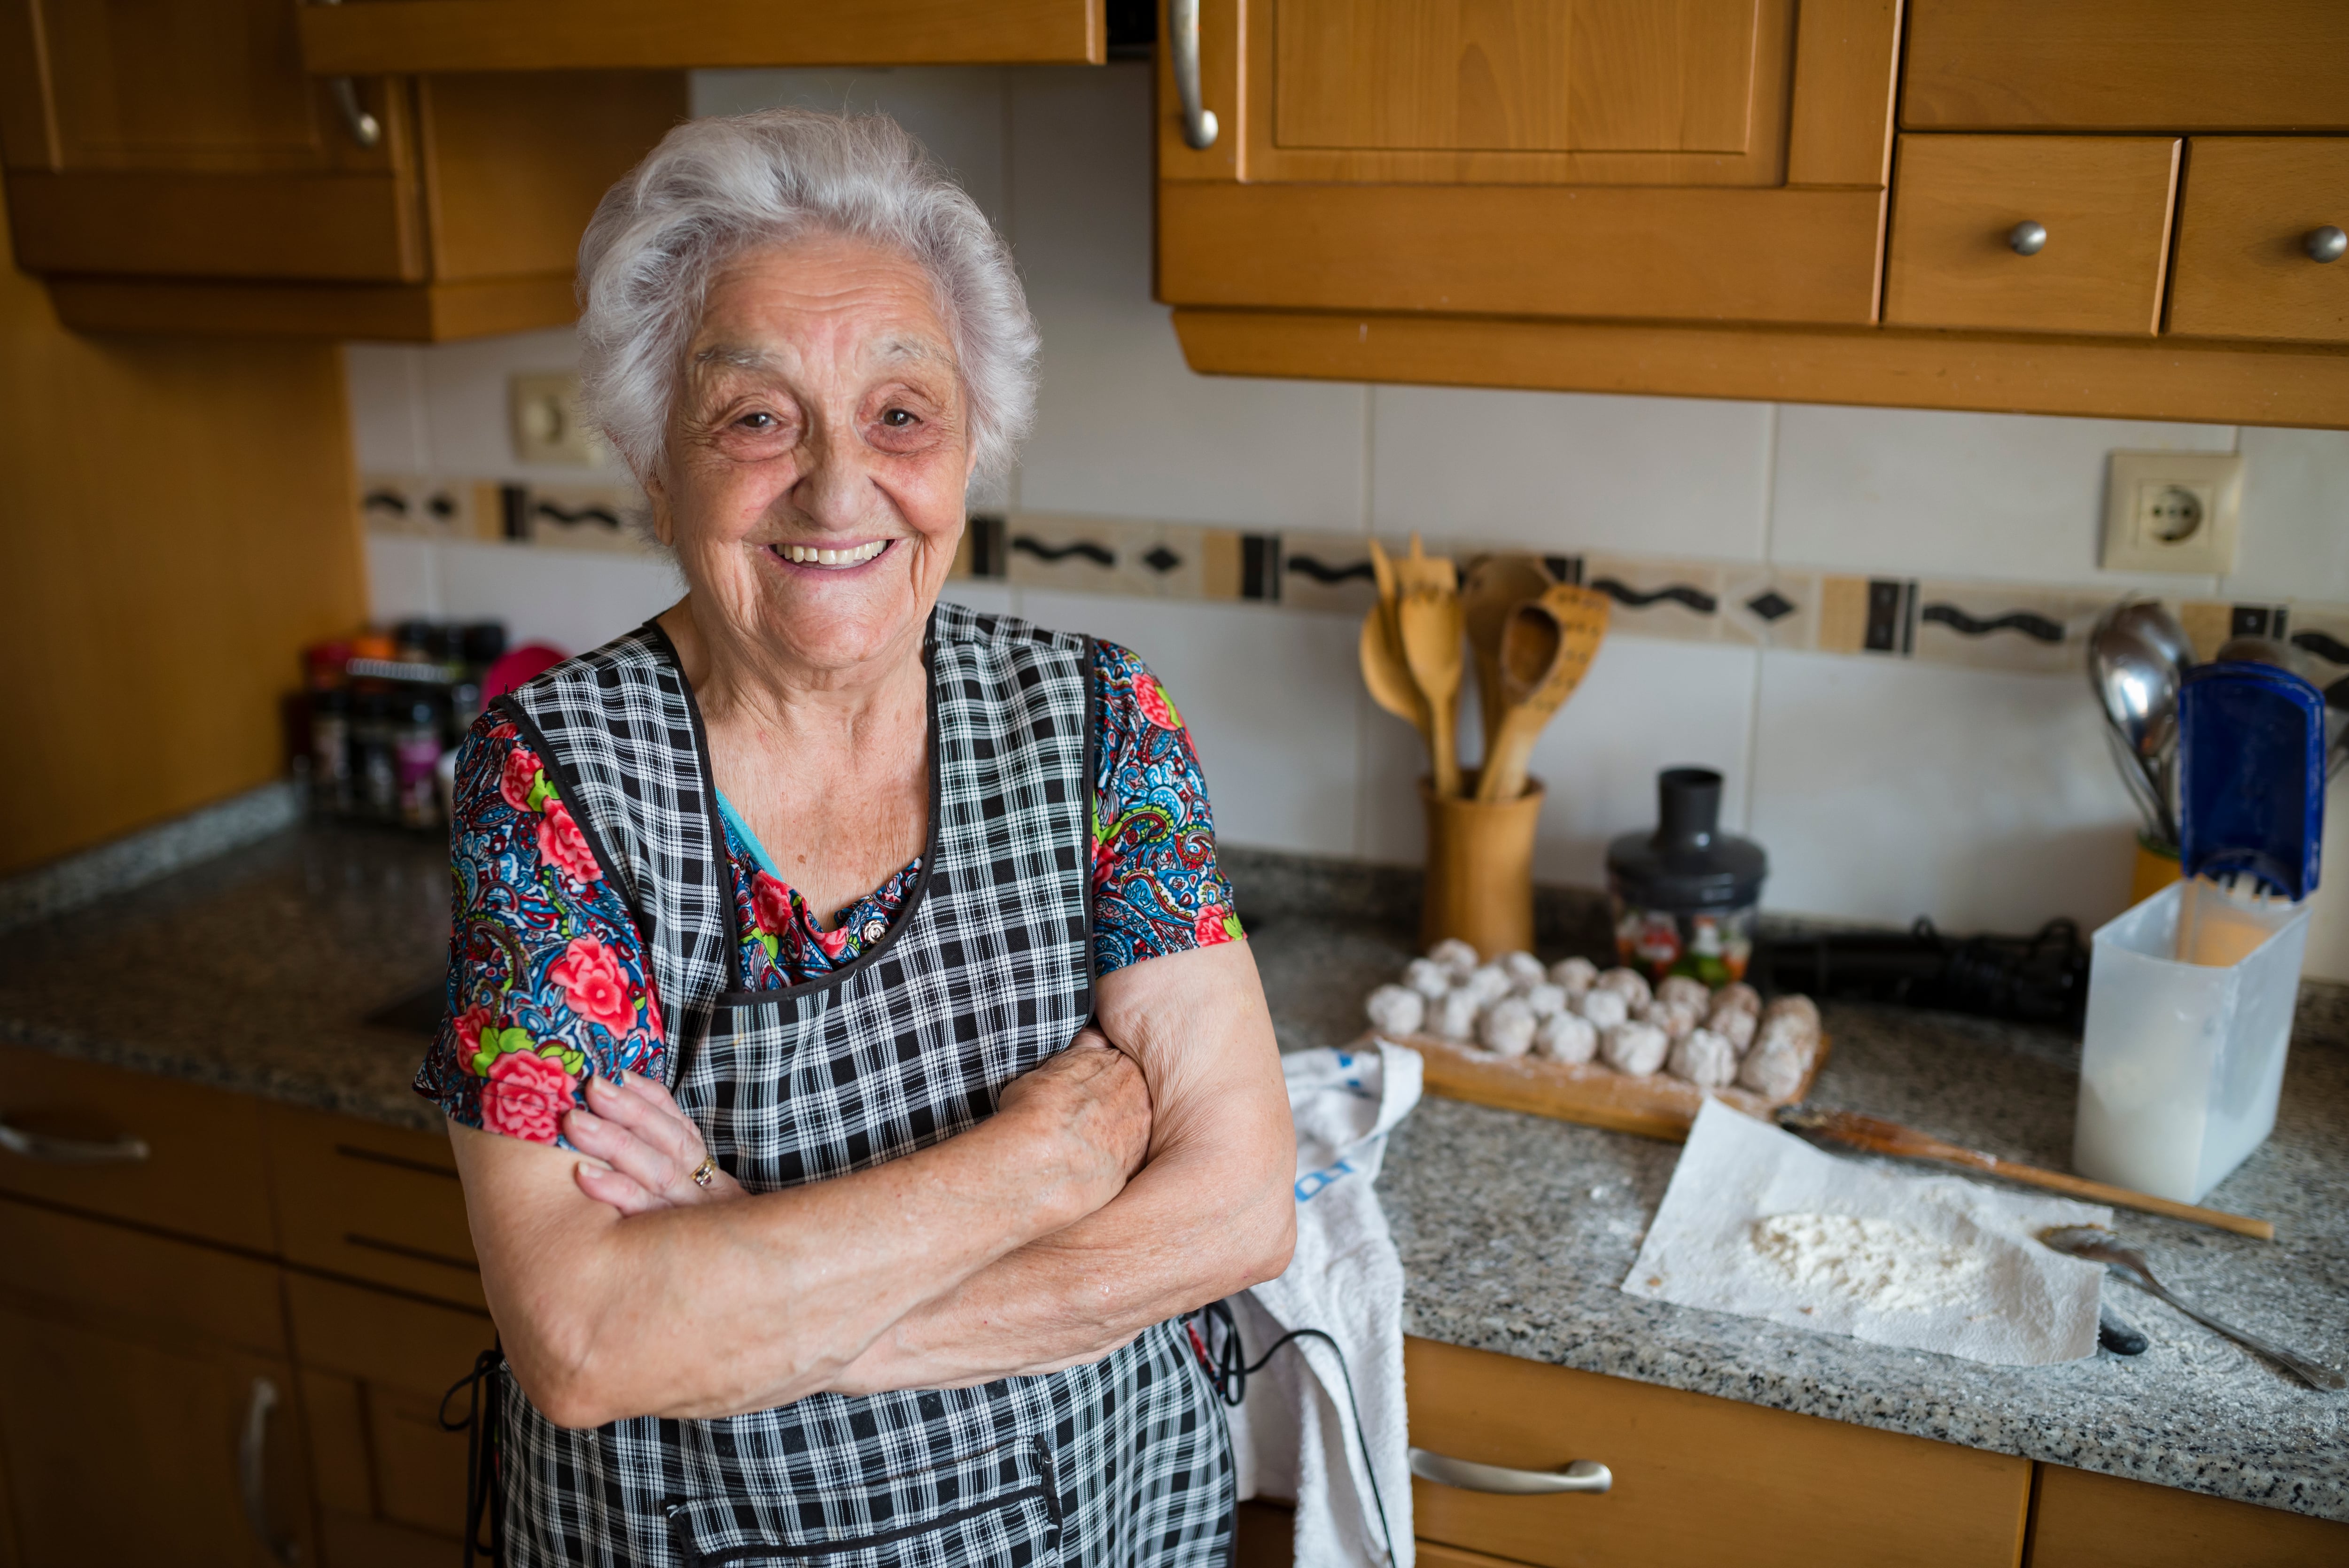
1371, 1029, 1828, 1141
2023, 1461, 2349, 1567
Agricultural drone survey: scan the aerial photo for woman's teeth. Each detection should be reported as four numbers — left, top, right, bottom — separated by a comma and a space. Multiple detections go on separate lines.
780, 541, 887, 567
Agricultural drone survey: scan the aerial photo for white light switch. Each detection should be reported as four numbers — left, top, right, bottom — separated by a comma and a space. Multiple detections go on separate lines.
2100, 450, 2244, 575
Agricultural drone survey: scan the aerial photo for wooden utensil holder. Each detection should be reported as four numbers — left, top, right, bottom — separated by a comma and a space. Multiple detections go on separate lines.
1421, 774, 1544, 957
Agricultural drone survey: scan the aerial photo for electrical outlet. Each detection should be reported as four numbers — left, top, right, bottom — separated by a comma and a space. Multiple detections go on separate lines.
509, 372, 606, 467
2100, 450, 2245, 574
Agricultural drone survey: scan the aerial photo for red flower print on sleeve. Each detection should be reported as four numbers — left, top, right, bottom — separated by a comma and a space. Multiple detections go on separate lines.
1133, 674, 1184, 732
481, 1050, 572, 1143
751, 870, 794, 937
547, 936, 638, 1035
537, 799, 603, 885
499, 742, 545, 814
453, 1005, 494, 1063
1192, 904, 1241, 947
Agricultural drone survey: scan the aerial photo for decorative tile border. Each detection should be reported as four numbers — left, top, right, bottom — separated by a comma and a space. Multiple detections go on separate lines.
359, 481, 2349, 685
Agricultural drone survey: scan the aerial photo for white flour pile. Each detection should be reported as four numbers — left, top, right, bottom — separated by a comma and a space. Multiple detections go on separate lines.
1749, 1212, 1990, 1312
1623, 1100, 2111, 1365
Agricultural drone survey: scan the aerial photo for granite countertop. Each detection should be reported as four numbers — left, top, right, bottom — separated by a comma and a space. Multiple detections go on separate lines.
3, 824, 2344, 1521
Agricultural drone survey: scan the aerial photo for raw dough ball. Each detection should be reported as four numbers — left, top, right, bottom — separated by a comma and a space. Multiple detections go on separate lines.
1534, 1010, 1598, 1064
1763, 993, 1821, 1033
1712, 982, 1763, 1019
1431, 988, 1481, 1040
1500, 950, 1548, 989
1479, 997, 1538, 1057
1656, 975, 1712, 1013
1668, 1026, 1739, 1089
1577, 987, 1632, 1030
1365, 984, 1425, 1037
1463, 964, 1515, 1005
1520, 982, 1570, 1019
1601, 1020, 1670, 1077
1737, 1033, 1811, 1101
1403, 957, 1452, 1000
1639, 998, 1702, 1041
1595, 967, 1653, 1009
1707, 1005, 1758, 1053
1548, 956, 1600, 995
1428, 938, 1481, 978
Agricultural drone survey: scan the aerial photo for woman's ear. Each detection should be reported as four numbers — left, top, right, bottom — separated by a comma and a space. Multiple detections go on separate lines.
642, 470, 677, 548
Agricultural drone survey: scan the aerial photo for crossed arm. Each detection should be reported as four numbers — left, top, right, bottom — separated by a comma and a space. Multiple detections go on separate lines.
451, 939, 1295, 1428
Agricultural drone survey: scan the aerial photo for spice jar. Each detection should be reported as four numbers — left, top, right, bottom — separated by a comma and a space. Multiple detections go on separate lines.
1605, 768, 1767, 986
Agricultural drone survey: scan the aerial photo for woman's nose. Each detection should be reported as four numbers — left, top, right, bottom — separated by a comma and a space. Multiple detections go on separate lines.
791, 425, 881, 527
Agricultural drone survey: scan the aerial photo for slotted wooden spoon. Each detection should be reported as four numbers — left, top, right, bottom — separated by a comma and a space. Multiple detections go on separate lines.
1461, 552, 1556, 768
1398, 584, 1465, 799
1362, 538, 1433, 767
1476, 583, 1609, 803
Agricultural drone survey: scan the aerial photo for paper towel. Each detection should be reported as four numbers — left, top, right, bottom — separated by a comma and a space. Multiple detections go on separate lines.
1622, 1100, 2112, 1366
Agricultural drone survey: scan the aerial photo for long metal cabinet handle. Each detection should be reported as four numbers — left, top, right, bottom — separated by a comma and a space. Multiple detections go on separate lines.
1169, 0, 1219, 149
0, 1116, 149, 1164
315, 0, 382, 147
1408, 1447, 1613, 1495
240, 1377, 302, 1563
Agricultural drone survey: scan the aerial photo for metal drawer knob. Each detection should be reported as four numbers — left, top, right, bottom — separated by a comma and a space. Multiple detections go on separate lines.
0, 1115, 150, 1164
1408, 1447, 1612, 1495
2307, 225, 2347, 264
2008, 221, 2049, 256
1170, 0, 1219, 150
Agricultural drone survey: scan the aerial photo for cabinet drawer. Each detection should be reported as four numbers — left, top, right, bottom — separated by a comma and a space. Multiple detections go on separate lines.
265, 1102, 483, 1307
288, 1272, 496, 1547
2023, 1463, 2349, 1567
0, 1045, 274, 1252
1885, 135, 2180, 335
2169, 139, 2349, 343
1406, 1337, 2030, 1568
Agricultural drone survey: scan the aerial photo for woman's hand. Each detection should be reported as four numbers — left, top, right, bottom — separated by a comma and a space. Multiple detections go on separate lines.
994, 1031, 1155, 1215
564, 1070, 746, 1214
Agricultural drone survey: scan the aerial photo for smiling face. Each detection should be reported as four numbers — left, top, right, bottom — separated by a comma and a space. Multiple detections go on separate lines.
650, 232, 972, 684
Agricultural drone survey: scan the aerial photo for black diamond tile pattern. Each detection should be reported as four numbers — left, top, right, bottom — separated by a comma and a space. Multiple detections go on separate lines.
1143, 545, 1181, 574
1746, 590, 1795, 622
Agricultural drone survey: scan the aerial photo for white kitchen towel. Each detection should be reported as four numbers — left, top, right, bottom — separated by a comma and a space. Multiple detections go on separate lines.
1623, 1098, 2112, 1365
1228, 1041, 1423, 1568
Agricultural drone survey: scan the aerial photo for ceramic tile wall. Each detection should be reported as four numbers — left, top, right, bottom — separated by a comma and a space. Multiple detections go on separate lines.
342, 62, 2349, 979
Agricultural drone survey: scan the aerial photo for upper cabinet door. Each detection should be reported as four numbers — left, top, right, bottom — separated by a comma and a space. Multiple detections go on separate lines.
298, 0, 1107, 73
1158, 0, 1901, 327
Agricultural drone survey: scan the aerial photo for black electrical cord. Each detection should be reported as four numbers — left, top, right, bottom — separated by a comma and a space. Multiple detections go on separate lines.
1186, 1300, 1397, 1567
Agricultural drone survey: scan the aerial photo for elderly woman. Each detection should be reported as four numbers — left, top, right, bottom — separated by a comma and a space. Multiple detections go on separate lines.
412, 109, 1295, 1566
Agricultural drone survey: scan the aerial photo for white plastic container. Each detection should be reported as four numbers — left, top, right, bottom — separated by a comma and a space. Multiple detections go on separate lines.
2074, 880, 2310, 1203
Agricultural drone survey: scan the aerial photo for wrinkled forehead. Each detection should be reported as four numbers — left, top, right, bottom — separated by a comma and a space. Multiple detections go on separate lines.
683, 236, 958, 388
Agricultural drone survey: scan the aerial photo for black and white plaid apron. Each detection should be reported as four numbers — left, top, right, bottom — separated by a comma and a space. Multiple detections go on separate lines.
494, 601, 1233, 1568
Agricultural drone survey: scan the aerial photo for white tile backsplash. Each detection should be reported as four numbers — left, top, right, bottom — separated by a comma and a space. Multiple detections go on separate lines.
1749, 651, 2140, 933
1020, 590, 1363, 859
2225, 425, 2349, 603
342, 62, 2349, 978
1372, 387, 1773, 559
1771, 404, 2235, 587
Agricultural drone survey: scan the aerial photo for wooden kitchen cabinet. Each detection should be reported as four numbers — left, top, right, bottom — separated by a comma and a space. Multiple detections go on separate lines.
0, 1197, 313, 1568
1158, 0, 1901, 328
298, 0, 1109, 73
264, 1101, 484, 1309
2023, 1462, 2349, 1567
1883, 135, 2181, 336
1405, 1337, 2030, 1568
0, 0, 684, 340
288, 1272, 498, 1566
2169, 139, 2349, 344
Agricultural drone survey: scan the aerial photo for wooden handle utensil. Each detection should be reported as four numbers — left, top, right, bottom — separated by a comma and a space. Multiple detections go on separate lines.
1777, 1105, 2275, 1241
1461, 553, 1555, 763
1477, 584, 1609, 803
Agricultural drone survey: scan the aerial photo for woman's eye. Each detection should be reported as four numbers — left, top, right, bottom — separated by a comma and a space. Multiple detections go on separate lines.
737, 411, 777, 431
880, 408, 915, 428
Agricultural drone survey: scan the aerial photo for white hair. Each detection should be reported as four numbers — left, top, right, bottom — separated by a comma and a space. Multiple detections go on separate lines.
575, 108, 1038, 489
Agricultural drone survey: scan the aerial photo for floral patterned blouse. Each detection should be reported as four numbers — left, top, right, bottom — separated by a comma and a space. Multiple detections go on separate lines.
413, 640, 1242, 1144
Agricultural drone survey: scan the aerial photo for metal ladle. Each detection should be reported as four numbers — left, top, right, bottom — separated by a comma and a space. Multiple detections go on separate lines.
2087, 601, 2194, 846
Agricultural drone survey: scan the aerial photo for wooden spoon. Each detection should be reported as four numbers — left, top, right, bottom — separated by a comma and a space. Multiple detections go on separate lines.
1461, 553, 1555, 769
1397, 584, 1465, 799
1476, 584, 1609, 803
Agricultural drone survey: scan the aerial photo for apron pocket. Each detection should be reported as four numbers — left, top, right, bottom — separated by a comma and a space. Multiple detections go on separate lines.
665, 1437, 1061, 1568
